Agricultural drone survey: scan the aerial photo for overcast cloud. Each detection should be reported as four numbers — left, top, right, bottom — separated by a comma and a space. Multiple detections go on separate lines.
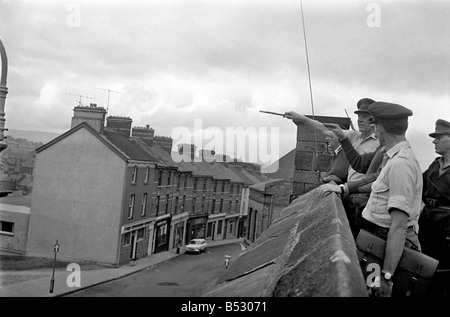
0, 0, 449, 170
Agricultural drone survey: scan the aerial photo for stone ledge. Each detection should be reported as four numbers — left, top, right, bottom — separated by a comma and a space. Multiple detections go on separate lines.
203, 191, 368, 297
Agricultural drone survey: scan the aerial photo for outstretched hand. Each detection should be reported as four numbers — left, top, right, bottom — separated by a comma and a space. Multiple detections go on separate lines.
323, 123, 346, 140
283, 111, 303, 121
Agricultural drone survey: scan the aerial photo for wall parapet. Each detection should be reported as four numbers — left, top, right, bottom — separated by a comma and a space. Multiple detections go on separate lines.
203, 191, 368, 297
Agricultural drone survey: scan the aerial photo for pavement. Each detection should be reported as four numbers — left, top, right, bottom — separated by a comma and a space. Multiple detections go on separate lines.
0, 238, 243, 297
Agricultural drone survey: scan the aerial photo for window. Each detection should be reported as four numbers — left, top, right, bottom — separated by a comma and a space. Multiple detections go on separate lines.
211, 199, 215, 213
217, 220, 223, 235
132, 166, 138, 184
155, 196, 160, 216
141, 193, 148, 216
178, 174, 182, 188
128, 195, 135, 219
220, 198, 223, 213
214, 181, 218, 192
144, 166, 150, 183
202, 197, 206, 213
184, 175, 188, 188
174, 196, 179, 214
203, 180, 207, 191
0, 221, 14, 235
158, 170, 163, 186
137, 228, 145, 241
182, 195, 186, 211
157, 224, 167, 246
192, 197, 196, 213
174, 175, 179, 188
194, 178, 198, 190
168, 172, 172, 186
165, 194, 170, 213
229, 221, 234, 234
123, 232, 131, 246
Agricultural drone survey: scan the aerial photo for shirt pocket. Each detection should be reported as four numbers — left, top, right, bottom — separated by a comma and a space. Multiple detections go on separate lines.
370, 181, 389, 214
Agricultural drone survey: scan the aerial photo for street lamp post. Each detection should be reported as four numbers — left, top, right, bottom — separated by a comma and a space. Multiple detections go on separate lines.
0, 37, 9, 153
49, 240, 60, 293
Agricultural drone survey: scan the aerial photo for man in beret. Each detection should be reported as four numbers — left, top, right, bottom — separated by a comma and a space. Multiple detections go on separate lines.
418, 119, 450, 297
357, 101, 422, 297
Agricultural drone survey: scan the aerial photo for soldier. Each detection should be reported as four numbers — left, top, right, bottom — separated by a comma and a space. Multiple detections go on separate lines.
358, 102, 422, 297
419, 119, 450, 297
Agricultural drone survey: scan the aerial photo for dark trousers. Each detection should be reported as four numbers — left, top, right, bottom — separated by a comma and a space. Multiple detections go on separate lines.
418, 206, 450, 297
342, 193, 370, 240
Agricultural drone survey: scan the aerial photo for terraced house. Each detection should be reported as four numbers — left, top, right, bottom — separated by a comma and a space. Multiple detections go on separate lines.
25, 104, 270, 267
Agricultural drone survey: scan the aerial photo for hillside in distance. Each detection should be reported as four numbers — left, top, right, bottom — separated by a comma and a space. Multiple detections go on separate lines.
6, 129, 61, 144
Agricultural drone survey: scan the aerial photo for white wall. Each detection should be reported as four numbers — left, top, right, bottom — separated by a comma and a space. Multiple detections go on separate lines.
26, 128, 126, 265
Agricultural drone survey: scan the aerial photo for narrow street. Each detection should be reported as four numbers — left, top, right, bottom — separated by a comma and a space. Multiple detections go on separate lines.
65, 243, 242, 297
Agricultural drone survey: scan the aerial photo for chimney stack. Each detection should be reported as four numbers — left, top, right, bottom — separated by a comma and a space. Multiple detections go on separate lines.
106, 116, 133, 137
71, 105, 107, 133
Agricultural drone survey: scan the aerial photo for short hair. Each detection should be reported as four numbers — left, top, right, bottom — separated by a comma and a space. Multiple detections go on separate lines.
379, 121, 408, 136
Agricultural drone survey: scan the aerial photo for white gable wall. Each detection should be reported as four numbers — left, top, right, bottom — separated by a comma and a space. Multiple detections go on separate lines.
26, 128, 126, 266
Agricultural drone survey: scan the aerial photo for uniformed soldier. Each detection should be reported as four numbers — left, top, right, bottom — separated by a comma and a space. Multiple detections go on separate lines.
359, 102, 423, 297
419, 119, 450, 297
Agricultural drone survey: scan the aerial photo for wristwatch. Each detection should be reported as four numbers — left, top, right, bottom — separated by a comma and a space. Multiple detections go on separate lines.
339, 184, 345, 194
382, 271, 393, 281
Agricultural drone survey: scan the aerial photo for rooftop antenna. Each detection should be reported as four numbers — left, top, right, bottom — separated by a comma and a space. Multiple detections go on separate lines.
93, 87, 120, 112
66, 92, 94, 107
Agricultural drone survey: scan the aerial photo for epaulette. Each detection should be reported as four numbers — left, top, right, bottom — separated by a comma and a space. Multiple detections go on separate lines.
396, 149, 410, 159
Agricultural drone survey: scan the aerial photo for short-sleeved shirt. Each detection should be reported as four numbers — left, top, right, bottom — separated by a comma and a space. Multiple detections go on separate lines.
346, 130, 380, 183
362, 141, 423, 229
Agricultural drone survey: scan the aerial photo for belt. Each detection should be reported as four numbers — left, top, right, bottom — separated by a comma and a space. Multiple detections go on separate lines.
361, 218, 415, 238
425, 198, 450, 209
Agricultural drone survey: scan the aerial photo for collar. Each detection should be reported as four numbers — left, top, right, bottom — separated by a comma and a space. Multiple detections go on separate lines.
334, 145, 342, 155
361, 132, 378, 142
438, 157, 450, 170
385, 141, 411, 159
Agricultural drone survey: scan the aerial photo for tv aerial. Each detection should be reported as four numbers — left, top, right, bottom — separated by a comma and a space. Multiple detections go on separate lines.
66, 92, 94, 107
93, 87, 120, 112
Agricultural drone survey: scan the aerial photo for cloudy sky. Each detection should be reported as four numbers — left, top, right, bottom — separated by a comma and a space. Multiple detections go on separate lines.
0, 0, 449, 170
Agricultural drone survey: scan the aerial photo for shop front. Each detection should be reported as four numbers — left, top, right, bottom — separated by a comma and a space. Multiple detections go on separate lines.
186, 214, 208, 242
153, 215, 171, 254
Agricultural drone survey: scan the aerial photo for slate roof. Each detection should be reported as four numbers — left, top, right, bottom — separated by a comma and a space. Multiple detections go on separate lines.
102, 128, 161, 163
226, 166, 259, 186
264, 148, 296, 180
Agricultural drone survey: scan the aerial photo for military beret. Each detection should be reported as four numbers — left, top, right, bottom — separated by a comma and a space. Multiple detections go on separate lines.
368, 101, 413, 123
429, 119, 450, 138
355, 98, 376, 114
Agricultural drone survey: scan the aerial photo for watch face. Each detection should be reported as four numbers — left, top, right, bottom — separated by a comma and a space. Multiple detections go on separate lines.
384, 272, 392, 280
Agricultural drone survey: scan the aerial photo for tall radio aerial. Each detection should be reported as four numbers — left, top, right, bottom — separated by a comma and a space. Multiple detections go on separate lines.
93, 87, 120, 112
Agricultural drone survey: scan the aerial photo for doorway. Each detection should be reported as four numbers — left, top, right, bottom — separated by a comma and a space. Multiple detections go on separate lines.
130, 231, 137, 260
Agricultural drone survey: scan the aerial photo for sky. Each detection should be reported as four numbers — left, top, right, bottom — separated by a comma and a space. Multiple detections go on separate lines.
0, 0, 449, 171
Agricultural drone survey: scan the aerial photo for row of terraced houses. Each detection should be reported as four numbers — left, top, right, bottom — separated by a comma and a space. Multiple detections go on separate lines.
0, 104, 292, 267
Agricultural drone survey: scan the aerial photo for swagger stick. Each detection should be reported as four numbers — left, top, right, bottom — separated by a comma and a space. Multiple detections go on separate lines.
259, 110, 286, 118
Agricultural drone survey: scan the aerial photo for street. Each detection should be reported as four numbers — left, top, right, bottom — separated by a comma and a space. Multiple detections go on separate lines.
65, 242, 242, 297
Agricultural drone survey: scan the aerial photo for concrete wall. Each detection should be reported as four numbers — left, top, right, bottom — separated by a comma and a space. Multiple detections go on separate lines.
204, 191, 368, 297
27, 128, 125, 266
0, 206, 30, 254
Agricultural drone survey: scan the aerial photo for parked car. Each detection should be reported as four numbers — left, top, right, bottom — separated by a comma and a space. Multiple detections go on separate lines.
185, 239, 207, 254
